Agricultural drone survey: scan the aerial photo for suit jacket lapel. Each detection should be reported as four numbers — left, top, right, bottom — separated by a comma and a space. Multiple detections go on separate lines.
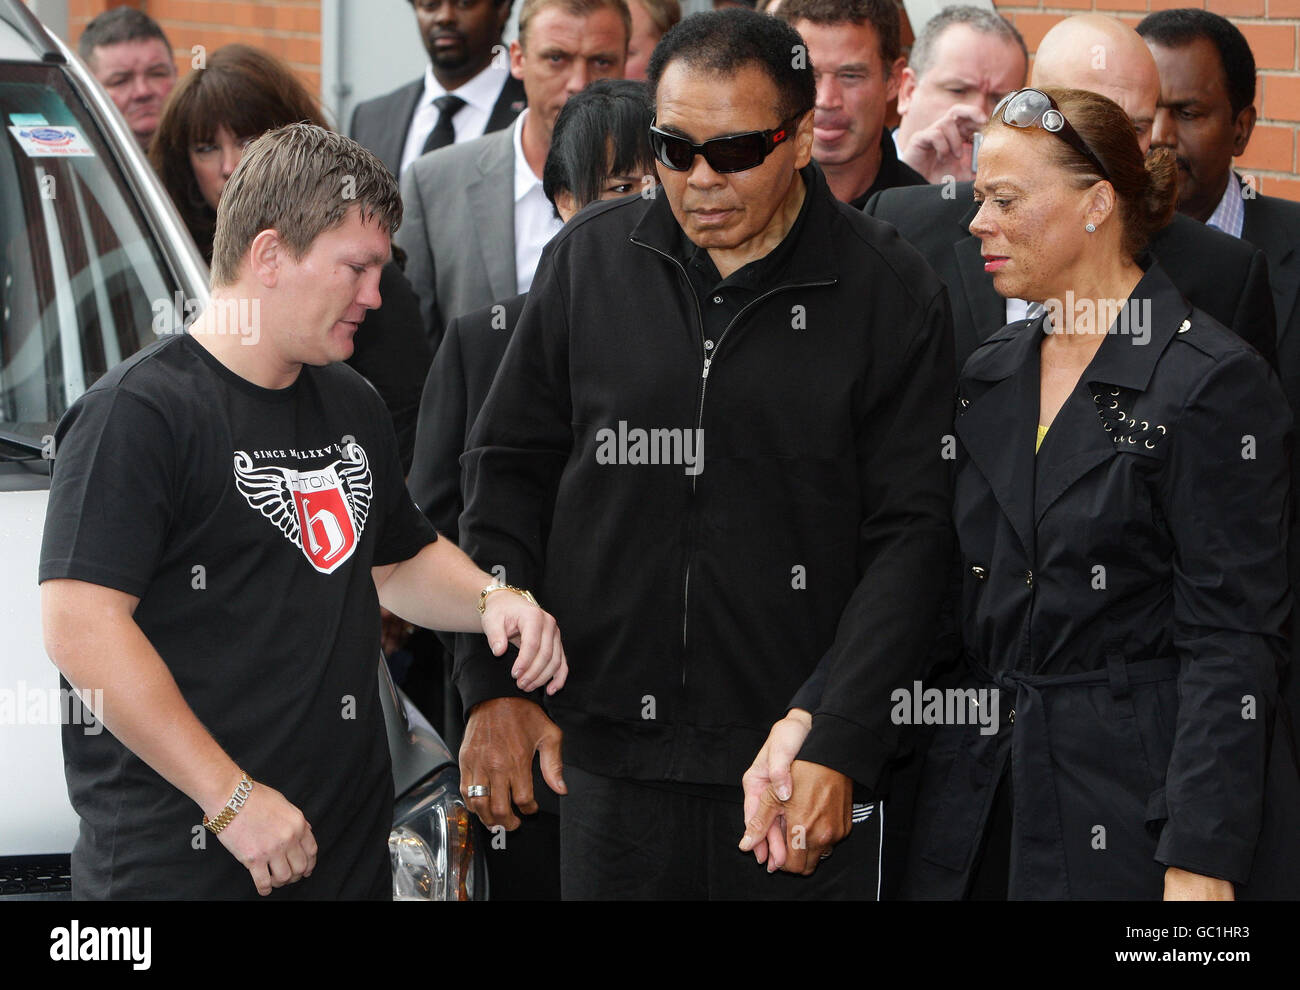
467, 129, 517, 301
957, 320, 1040, 559
484, 75, 527, 133
383, 80, 424, 178
1242, 192, 1300, 347
955, 227, 1006, 348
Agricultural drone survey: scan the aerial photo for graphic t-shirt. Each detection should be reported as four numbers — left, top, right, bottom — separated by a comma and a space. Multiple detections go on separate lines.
39, 332, 438, 899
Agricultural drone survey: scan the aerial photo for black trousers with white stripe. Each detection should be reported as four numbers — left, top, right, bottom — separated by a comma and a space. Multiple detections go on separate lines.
558, 765, 883, 900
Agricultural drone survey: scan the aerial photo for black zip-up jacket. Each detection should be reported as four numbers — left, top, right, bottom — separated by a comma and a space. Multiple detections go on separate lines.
455, 163, 956, 789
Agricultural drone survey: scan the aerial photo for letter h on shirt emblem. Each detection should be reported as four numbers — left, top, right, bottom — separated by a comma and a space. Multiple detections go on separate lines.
290, 466, 358, 573
233, 441, 373, 576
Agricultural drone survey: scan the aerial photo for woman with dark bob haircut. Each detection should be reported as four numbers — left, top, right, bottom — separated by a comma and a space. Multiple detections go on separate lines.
149, 44, 430, 471
541, 77, 655, 217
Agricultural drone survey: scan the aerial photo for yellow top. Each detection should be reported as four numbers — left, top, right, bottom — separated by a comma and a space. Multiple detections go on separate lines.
1035, 424, 1049, 454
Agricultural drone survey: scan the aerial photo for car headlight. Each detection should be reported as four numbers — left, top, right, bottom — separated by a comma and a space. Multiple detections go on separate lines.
389, 767, 486, 901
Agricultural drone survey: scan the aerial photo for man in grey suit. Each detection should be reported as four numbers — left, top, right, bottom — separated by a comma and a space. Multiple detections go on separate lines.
396, 0, 630, 350
349, 0, 527, 178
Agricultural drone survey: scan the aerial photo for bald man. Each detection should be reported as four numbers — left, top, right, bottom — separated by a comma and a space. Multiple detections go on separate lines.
1032, 14, 1158, 148
862, 12, 1275, 368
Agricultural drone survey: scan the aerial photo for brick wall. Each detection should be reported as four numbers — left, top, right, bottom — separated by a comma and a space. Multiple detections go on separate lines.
986, 1, 1300, 200
53, 1, 1300, 198
66, 0, 322, 95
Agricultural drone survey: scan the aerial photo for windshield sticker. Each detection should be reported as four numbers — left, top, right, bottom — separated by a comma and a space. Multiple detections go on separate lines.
8, 124, 95, 158
8, 113, 49, 125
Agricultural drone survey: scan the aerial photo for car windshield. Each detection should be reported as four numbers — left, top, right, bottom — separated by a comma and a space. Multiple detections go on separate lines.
0, 61, 180, 445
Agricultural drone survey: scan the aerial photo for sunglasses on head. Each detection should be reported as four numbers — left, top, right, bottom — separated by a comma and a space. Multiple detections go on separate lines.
993, 89, 1111, 183
648, 111, 805, 174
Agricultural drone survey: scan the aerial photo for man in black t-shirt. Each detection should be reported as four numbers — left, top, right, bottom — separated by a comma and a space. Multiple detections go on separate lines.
38, 124, 567, 900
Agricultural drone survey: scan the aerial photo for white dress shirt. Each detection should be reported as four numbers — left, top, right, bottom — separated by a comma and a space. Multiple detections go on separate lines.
1006, 296, 1032, 324
399, 61, 511, 175
512, 110, 564, 294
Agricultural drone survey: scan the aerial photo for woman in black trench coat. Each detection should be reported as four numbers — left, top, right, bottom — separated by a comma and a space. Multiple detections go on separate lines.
900, 88, 1300, 900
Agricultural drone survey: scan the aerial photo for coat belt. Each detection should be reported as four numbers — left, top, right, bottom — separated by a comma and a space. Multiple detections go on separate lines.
964, 652, 1181, 897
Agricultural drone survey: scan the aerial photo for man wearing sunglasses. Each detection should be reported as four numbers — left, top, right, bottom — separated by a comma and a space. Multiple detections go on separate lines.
453, 8, 955, 898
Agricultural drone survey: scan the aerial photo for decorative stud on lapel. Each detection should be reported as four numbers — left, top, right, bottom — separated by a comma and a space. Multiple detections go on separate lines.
1091, 388, 1167, 450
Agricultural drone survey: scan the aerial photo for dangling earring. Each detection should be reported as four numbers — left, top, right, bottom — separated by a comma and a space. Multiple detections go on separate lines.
1085, 222, 1097, 233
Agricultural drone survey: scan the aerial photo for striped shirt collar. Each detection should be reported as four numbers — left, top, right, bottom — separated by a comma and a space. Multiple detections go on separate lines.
1204, 171, 1246, 239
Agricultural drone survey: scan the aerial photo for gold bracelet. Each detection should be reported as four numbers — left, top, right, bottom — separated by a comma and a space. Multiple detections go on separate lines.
202, 770, 253, 835
477, 583, 539, 615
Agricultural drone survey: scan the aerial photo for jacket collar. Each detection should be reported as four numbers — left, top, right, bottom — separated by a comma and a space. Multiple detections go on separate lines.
963, 260, 1188, 390
1071, 260, 1190, 392
1240, 183, 1300, 345
1240, 171, 1298, 265
957, 261, 1191, 551
629, 160, 840, 286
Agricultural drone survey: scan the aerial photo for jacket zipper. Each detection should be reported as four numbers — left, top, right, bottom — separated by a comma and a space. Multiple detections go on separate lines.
630, 235, 834, 690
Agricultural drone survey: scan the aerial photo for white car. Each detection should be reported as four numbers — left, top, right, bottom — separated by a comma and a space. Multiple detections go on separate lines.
0, 0, 483, 901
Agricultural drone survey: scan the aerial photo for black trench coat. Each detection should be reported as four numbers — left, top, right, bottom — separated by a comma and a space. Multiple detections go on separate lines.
903, 262, 1300, 899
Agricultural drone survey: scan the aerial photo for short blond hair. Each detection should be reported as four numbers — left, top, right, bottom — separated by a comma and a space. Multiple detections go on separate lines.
518, 0, 632, 49
212, 124, 401, 287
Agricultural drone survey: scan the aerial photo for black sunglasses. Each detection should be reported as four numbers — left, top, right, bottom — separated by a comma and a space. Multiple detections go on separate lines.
993, 89, 1111, 183
648, 111, 805, 173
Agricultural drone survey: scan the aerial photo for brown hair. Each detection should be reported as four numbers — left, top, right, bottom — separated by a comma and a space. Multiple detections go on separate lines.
149, 44, 329, 263
776, 0, 902, 65
631, 0, 681, 36
987, 86, 1177, 260
517, 0, 632, 49
211, 124, 400, 287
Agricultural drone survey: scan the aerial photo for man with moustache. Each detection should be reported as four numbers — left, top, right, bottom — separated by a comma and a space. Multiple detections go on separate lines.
349, 0, 526, 177
1139, 9, 1299, 358
1139, 7, 1300, 742
79, 8, 177, 153
453, 8, 954, 898
778, 0, 925, 208
396, 0, 630, 348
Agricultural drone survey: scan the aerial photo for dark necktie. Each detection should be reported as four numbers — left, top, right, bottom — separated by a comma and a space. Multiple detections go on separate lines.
421, 94, 466, 154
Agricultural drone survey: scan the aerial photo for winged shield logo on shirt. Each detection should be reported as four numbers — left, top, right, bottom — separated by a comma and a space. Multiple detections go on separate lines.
233, 440, 373, 574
